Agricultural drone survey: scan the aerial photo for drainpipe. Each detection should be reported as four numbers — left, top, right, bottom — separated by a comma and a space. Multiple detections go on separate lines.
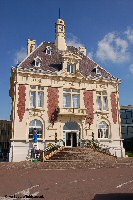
11, 141, 14, 162
81, 122, 84, 141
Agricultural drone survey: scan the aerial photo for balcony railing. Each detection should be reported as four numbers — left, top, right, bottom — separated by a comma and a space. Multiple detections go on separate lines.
59, 108, 87, 116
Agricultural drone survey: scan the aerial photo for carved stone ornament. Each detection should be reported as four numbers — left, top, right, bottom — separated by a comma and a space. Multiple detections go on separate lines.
28, 108, 44, 117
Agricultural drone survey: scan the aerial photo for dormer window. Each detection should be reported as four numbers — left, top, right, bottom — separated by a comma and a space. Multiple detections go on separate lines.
67, 64, 76, 74
96, 66, 101, 75
46, 46, 52, 55
92, 66, 101, 75
34, 56, 42, 67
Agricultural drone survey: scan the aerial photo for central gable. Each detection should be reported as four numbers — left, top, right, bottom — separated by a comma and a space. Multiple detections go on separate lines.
62, 51, 82, 62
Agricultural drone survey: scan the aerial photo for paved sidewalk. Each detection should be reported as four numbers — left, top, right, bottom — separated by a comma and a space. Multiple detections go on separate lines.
0, 164, 133, 200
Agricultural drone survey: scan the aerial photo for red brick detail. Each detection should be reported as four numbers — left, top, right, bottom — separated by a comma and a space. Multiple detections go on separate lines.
47, 87, 59, 123
111, 92, 117, 124
17, 85, 26, 122
83, 90, 94, 125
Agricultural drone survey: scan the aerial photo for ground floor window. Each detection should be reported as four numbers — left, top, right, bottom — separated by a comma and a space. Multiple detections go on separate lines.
98, 121, 109, 138
29, 119, 43, 139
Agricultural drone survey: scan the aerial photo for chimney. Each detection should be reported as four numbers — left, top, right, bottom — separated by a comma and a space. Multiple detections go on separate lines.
79, 47, 86, 56
28, 39, 36, 55
55, 19, 67, 51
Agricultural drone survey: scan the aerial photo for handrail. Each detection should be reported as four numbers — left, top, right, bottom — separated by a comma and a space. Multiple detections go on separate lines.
31, 143, 62, 162
81, 139, 112, 155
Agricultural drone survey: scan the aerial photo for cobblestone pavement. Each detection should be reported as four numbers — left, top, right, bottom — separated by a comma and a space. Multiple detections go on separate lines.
0, 162, 133, 200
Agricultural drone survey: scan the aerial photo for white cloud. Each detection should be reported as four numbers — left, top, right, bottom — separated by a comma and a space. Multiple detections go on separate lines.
67, 34, 95, 58
96, 32, 130, 63
87, 51, 93, 59
129, 64, 133, 74
67, 34, 84, 48
14, 47, 27, 64
125, 27, 133, 43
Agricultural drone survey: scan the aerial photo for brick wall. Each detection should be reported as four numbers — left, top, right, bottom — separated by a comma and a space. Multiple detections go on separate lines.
83, 90, 94, 126
111, 92, 117, 124
17, 85, 26, 122
47, 87, 59, 123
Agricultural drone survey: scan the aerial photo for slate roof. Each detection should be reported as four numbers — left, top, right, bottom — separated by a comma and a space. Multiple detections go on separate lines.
18, 42, 117, 80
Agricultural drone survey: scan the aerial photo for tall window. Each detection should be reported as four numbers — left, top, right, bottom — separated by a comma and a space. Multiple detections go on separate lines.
29, 119, 43, 139
98, 121, 109, 138
96, 91, 108, 111
30, 86, 44, 108
63, 89, 80, 108
67, 64, 76, 73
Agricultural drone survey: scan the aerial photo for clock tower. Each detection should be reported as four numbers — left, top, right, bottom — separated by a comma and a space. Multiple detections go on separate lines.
55, 19, 67, 51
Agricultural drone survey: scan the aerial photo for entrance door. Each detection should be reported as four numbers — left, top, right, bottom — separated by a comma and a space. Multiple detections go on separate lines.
66, 132, 72, 146
65, 132, 77, 147
63, 121, 80, 147
72, 132, 77, 147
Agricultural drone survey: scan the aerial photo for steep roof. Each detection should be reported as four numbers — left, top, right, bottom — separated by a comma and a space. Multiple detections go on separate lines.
17, 42, 117, 80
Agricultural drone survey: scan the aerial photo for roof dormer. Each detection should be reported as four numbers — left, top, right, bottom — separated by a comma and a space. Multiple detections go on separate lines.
34, 56, 42, 67
96, 66, 101, 75
46, 46, 52, 55
92, 66, 101, 75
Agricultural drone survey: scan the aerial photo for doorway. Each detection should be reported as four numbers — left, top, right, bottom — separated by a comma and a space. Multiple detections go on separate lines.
63, 121, 81, 147
66, 131, 77, 147
72, 132, 77, 147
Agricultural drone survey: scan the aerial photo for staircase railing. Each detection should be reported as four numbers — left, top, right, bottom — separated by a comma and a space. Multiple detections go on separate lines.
81, 139, 112, 156
31, 143, 64, 162
44, 144, 60, 156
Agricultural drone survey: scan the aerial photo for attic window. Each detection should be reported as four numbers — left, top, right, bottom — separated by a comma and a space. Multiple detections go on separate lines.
67, 64, 76, 74
96, 66, 101, 75
34, 56, 42, 67
46, 46, 52, 55
92, 66, 101, 75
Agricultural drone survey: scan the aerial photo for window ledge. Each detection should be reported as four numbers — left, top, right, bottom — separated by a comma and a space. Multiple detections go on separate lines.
27, 108, 45, 112
97, 139, 111, 142
59, 108, 87, 116
29, 139, 43, 142
96, 110, 109, 114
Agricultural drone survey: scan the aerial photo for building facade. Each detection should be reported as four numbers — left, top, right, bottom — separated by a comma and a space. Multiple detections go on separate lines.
0, 120, 11, 161
121, 105, 133, 139
9, 18, 125, 161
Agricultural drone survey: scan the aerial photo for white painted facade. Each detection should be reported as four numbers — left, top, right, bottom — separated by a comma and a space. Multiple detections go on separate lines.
9, 18, 125, 161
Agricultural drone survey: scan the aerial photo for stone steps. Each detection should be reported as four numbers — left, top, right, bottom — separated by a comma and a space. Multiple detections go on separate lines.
47, 147, 116, 168
45, 159, 83, 162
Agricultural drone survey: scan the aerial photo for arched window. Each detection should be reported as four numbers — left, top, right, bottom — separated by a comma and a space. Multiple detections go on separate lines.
98, 121, 109, 138
29, 119, 43, 139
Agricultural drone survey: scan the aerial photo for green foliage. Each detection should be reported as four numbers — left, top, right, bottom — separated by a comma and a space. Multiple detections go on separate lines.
126, 151, 133, 157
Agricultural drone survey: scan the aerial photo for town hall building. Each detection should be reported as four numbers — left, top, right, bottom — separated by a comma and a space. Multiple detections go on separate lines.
9, 18, 125, 161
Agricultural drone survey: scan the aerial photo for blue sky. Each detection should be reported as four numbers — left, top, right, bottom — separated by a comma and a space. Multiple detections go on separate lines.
0, 0, 133, 120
